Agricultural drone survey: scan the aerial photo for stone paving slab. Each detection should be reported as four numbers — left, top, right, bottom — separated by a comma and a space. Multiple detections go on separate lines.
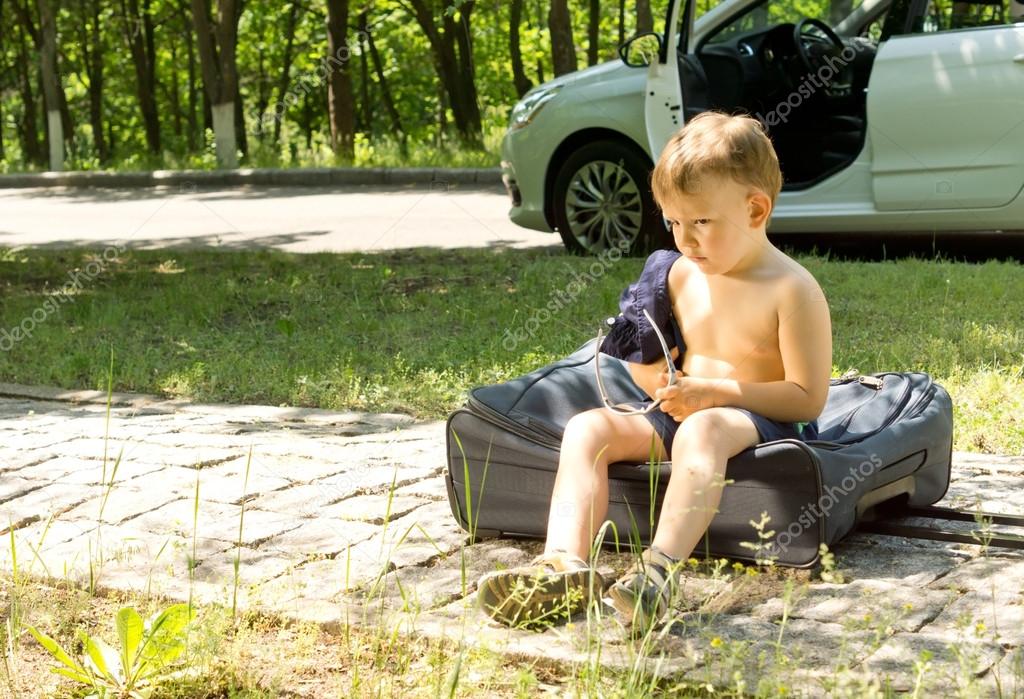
1, 386, 1023, 695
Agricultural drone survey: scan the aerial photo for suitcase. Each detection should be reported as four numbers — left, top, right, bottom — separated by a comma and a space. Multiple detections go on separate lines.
444, 336, 954, 568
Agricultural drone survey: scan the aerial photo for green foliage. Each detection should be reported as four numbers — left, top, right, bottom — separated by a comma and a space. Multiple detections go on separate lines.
26, 603, 195, 698
0, 0, 808, 171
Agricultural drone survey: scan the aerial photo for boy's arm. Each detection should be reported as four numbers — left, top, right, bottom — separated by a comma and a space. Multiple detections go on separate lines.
702, 276, 832, 422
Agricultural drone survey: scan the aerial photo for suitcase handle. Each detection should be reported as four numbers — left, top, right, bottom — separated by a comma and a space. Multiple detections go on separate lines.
856, 475, 916, 518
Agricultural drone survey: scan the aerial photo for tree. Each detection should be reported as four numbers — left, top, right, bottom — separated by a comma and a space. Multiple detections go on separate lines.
359, 8, 405, 153
12, 9, 44, 166
404, 0, 482, 145
636, 0, 653, 33
37, 0, 66, 170
119, 0, 161, 154
548, 0, 576, 76
587, 0, 599, 66
509, 0, 531, 97
174, 0, 200, 150
190, 0, 242, 167
72, 0, 109, 163
325, 0, 356, 159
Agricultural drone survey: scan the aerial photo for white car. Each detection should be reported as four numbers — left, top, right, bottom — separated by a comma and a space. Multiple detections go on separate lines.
500, 0, 1024, 255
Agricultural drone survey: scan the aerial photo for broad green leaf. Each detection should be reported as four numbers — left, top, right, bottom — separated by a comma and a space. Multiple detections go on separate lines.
137, 604, 193, 678
116, 607, 144, 677
79, 631, 123, 685
52, 665, 97, 686
26, 625, 88, 676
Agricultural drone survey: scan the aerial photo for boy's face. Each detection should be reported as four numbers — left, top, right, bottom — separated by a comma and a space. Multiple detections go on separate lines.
659, 175, 773, 276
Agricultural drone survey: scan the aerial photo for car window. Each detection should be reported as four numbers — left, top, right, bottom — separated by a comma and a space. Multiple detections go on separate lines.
704, 0, 868, 44
919, 0, 1015, 31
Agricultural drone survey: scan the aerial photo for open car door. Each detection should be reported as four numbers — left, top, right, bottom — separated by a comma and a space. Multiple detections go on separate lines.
645, 0, 693, 159
867, 24, 1024, 211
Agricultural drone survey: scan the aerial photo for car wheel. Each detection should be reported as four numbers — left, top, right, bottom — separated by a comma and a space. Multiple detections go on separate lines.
551, 140, 670, 256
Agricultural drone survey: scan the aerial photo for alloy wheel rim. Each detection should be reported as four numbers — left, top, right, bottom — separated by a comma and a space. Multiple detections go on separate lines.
565, 160, 643, 253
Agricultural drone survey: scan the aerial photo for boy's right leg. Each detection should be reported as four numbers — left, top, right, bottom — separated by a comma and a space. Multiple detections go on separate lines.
477, 409, 667, 626
543, 408, 669, 559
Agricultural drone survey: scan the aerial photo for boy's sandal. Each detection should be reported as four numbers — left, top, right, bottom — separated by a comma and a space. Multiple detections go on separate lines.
606, 546, 680, 633
477, 550, 605, 627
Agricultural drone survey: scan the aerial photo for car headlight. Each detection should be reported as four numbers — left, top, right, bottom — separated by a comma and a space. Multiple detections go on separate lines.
509, 85, 562, 131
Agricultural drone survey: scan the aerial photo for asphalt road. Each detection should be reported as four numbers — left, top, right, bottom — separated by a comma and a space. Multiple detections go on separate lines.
1, 184, 1020, 262
0, 183, 561, 254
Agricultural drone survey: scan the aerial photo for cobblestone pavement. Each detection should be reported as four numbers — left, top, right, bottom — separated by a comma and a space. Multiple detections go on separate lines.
1, 384, 1022, 696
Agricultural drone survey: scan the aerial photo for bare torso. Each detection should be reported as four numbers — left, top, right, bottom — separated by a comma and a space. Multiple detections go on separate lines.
669, 249, 805, 384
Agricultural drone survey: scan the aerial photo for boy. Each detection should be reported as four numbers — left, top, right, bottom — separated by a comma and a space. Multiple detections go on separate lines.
477, 111, 833, 632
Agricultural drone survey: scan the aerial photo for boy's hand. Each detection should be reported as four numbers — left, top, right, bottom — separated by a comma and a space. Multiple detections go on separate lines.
654, 373, 715, 422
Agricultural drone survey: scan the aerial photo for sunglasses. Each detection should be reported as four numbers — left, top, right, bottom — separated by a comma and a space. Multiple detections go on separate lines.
594, 308, 679, 416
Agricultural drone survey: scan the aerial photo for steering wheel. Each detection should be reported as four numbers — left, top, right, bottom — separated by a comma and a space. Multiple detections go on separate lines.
793, 18, 848, 74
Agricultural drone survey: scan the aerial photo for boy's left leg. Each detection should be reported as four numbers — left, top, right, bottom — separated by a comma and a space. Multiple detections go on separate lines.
607, 407, 760, 631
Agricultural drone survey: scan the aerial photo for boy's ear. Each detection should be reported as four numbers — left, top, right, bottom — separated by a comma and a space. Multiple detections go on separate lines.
747, 190, 773, 228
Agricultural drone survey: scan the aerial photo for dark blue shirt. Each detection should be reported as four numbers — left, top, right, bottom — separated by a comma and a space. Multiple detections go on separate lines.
599, 249, 685, 370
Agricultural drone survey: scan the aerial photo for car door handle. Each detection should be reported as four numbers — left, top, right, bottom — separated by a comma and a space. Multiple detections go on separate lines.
1015, 53, 1024, 64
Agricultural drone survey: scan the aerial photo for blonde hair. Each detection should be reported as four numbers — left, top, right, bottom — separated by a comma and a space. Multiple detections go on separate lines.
651, 111, 783, 209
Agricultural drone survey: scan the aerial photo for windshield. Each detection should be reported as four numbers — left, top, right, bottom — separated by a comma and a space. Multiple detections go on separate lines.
703, 0, 867, 44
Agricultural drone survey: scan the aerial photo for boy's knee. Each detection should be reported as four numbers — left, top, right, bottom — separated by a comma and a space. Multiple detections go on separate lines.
563, 410, 618, 458
676, 409, 730, 442
673, 407, 758, 462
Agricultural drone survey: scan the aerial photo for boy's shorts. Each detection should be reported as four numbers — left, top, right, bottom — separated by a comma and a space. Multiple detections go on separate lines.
642, 405, 819, 456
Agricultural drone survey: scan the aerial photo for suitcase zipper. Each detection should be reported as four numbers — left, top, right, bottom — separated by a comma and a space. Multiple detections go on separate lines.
828, 371, 914, 444
466, 394, 562, 449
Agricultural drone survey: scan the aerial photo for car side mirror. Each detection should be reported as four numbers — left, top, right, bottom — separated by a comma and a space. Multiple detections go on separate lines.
619, 32, 663, 68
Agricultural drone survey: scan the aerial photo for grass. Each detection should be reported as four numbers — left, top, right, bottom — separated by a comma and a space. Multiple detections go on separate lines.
0, 244, 1022, 454
0, 579, 564, 697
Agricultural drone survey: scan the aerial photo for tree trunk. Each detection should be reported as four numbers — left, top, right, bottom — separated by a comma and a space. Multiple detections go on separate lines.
406, 0, 481, 145
548, 0, 577, 76
361, 9, 404, 154
190, 0, 241, 167
446, 1, 481, 141
636, 0, 653, 33
121, 0, 162, 154
325, 0, 356, 159
15, 13, 43, 165
588, 0, 600, 66
252, 39, 268, 140
37, 0, 63, 170
357, 10, 371, 132
83, 0, 109, 163
233, 81, 247, 156
177, 0, 199, 150
210, 102, 234, 163
509, 0, 531, 98
272, 0, 298, 145
167, 26, 183, 139
0, 0, 8, 161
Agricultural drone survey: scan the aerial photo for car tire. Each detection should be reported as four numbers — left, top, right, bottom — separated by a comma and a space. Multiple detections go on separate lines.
551, 139, 671, 257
